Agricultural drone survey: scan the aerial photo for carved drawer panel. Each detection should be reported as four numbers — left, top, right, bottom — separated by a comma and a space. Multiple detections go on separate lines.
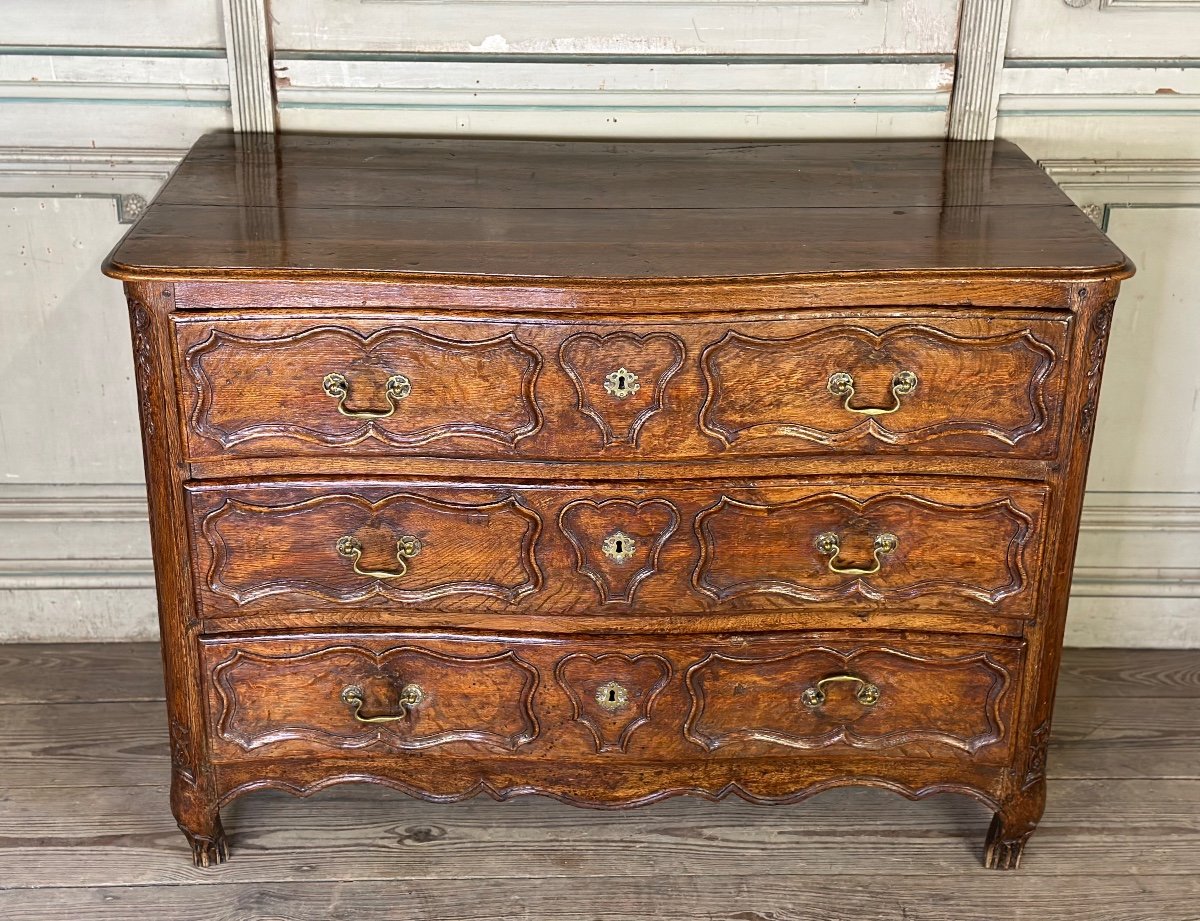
190, 486, 544, 616
176, 318, 543, 459
175, 313, 1070, 464
683, 639, 1023, 764
202, 636, 540, 760
699, 321, 1068, 458
555, 651, 673, 754
559, 331, 686, 447
692, 488, 1044, 614
188, 479, 1045, 626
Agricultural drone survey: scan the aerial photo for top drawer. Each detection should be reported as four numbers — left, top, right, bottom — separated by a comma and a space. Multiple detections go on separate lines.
173, 311, 1071, 463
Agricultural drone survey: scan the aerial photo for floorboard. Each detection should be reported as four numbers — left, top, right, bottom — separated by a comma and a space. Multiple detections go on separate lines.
0, 643, 163, 704
1, 778, 1198, 887
1, 875, 1197, 921
0, 644, 1196, 920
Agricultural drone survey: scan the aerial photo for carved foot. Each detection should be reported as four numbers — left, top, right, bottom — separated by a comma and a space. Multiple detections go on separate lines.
983, 813, 1031, 870
983, 780, 1045, 871
180, 817, 229, 868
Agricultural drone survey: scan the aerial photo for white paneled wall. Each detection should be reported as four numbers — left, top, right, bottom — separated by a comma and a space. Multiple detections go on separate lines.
269, 0, 963, 54
0, 0, 1197, 644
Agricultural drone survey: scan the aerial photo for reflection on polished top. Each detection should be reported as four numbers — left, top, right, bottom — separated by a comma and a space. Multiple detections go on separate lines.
103, 132, 1132, 283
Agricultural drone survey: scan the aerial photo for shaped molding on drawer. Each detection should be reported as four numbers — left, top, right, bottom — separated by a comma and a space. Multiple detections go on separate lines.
699, 323, 1064, 456
197, 490, 543, 608
684, 643, 1021, 761
181, 322, 543, 455
692, 490, 1040, 609
207, 641, 541, 756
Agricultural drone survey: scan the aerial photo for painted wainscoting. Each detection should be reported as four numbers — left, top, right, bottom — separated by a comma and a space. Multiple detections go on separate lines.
0, 0, 1197, 644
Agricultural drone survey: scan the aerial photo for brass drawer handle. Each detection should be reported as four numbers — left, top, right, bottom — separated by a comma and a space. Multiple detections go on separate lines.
341, 683, 425, 723
815, 532, 898, 576
322, 371, 412, 418
802, 675, 880, 708
336, 535, 421, 579
827, 369, 917, 416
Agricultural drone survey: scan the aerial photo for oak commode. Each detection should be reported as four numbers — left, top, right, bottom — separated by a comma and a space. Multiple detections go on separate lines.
104, 133, 1132, 870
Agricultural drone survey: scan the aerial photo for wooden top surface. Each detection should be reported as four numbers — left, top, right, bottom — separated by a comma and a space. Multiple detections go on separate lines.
104, 132, 1132, 284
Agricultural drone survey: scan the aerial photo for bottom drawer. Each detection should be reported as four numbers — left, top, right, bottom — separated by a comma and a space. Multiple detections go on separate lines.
201, 632, 1024, 765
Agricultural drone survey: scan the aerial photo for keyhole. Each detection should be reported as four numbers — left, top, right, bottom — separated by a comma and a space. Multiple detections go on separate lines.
607, 689, 617, 703
614, 539, 624, 554
616, 374, 626, 389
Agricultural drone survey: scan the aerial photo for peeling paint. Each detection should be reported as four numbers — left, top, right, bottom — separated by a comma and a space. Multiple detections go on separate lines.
466, 34, 692, 55
936, 63, 956, 94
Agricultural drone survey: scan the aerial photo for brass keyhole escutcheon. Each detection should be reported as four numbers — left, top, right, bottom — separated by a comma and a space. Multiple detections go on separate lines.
603, 367, 640, 400
601, 530, 636, 563
596, 681, 629, 712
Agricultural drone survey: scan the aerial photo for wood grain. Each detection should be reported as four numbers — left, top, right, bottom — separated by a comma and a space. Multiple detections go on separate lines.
1055, 649, 1200, 699
186, 479, 1048, 625
0, 643, 164, 703
157, 136, 1061, 211
3, 779, 1199, 888
0, 701, 170, 788
107, 201, 1130, 283
5, 691, 1194, 791
198, 631, 1023, 769
103, 135, 1131, 283
4, 644, 1186, 705
1, 874, 1195, 921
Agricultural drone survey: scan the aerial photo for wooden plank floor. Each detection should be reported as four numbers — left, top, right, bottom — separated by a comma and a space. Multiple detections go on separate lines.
0, 645, 1197, 920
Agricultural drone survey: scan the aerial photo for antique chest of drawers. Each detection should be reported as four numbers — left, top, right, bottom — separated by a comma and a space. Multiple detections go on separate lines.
105, 133, 1132, 870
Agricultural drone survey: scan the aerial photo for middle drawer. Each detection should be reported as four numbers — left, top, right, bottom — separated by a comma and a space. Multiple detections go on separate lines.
187, 479, 1048, 625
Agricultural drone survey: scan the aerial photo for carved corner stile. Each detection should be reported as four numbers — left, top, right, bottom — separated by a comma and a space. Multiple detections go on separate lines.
1079, 299, 1117, 436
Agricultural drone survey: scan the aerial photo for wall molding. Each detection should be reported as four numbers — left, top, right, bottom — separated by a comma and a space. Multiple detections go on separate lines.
1067, 0, 1200, 9
0, 53, 228, 103
0, 147, 184, 222
275, 57, 953, 113
0, 559, 156, 591
999, 65, 1200, 116
0, 485, 152, 592
271, 1, 957, 57
1041, 158, 1200, 188
948, 0, 1013, 139
1075, 500, 1200, 601
1040, 157, 1200, 224
221, 0, 276, 132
